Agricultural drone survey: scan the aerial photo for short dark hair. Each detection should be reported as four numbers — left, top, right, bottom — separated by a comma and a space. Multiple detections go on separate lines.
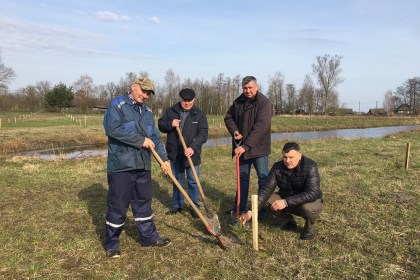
242, 76, 257, 87
282, 142, 300, 153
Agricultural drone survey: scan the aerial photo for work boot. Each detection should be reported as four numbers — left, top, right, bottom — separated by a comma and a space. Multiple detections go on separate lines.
106, 248, 121, 258
189, 208, 199, 220
143, 238, 172, 247
166, 207, 182, 215
301, 219, 316, 240
281, 220, 297, 231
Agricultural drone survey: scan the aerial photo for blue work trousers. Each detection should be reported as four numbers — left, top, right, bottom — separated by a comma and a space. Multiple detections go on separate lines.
105, 170, 160, 251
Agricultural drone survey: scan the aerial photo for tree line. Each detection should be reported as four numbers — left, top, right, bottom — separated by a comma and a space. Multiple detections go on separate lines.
1, 53, 418, 115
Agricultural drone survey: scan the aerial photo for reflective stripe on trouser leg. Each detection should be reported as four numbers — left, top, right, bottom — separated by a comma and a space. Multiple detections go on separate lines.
131, 169, 160, 246
105, 171, 135, 251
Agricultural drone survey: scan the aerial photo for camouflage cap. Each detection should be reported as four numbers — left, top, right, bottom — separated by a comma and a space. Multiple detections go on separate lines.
134, 77, 155, 94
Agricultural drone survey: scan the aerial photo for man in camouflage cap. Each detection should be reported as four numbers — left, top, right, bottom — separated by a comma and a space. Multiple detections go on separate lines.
133, 77, 155, 94
103, 76, 172, 258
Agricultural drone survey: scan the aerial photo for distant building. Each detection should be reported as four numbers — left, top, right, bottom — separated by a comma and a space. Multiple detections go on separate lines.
367, 108, 386, 116
394, 104, 413, 115
328, 108, 354, 115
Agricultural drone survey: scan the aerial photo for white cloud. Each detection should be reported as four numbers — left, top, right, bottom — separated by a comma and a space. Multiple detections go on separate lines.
0, 17, 105, 55
95, 11, 131, 22
150, 16, 160, 24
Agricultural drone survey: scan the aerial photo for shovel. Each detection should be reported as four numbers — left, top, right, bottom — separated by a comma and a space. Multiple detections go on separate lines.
175, 126, 221, 234
149, 147, 226, 250
233, 139, 242, 224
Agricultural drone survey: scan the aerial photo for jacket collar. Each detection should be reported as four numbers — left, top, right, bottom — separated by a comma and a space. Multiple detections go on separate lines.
238, 91, 261, 103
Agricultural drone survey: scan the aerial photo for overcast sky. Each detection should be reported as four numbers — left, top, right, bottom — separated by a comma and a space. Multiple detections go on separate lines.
1, 0, 419, 112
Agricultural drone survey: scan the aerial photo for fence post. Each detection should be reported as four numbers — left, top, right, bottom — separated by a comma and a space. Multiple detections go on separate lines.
405, 143, 411, 170
251, 194, 259, 251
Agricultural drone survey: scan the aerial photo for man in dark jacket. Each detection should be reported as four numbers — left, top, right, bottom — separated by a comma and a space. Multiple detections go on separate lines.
224, 76, 273, 214
242, 142, 323, 240
103, 77, 172, 258
158, 88, 208, 219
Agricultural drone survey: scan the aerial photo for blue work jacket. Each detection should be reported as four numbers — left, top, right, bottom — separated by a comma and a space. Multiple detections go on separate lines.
104, 93, 168, 172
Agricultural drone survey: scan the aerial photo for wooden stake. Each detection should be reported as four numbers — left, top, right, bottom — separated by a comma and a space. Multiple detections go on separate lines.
84, 115, 87, 127
405, 143, 411, 170
251, 194, 259, 251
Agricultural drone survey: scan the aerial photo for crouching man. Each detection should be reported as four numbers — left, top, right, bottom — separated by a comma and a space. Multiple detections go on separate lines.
242, 142, 323, 240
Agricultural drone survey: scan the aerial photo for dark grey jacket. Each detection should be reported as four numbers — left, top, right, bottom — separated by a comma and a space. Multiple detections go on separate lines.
258, 155, 323, 209
224, 91, 272, 160
158, 103, 208, 166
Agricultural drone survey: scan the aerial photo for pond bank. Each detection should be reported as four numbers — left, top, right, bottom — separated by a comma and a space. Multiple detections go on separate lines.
17, 125, 420, 160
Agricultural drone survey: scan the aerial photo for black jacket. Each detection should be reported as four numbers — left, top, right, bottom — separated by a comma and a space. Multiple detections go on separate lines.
158, 103, 208, 166
258, 155, 323, 209
224, 91, 272, 160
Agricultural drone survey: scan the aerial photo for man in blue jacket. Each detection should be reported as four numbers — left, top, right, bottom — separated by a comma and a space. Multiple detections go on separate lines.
103, 77, 172, 258
158, 88, 208, 219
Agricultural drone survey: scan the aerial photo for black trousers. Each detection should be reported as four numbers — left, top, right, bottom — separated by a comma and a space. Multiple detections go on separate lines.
266, 193, 323, 230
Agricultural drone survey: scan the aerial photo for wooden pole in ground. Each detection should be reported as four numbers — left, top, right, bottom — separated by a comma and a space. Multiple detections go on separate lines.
405, 143, 411, 170
84, 115, 87, 127
0, 118, 2, 128
251, 194, 259, 251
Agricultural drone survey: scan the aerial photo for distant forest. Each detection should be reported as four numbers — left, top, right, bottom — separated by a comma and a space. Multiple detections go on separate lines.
1, 54, 419, 115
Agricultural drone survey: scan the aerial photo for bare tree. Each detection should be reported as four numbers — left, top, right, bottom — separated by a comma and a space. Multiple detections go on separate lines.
0, 52, 16, 92
394, 77, 420, 115
285, 84, 296, 114
164, 69, 181, 107
267, 71, 285, 114
383, 90, 396, 114
73, 74, 95, 112
298, 74, 315, 114
312, 54, 344, 115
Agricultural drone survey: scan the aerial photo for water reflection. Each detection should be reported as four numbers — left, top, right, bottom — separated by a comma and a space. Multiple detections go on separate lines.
19, 125, 419, 160
204, 125, 420, 147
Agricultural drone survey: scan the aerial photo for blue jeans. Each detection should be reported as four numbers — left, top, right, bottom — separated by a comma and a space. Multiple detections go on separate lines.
171, 159, 200, 209
233, 156, 269, 211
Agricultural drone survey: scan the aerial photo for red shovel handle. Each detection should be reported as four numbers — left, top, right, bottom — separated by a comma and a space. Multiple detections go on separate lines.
235, 153, 241, 219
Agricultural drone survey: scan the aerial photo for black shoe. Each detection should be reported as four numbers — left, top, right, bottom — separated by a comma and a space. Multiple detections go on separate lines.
282, 220, 298, 231
301, 230, 315, 240
189, 209, 199, 220
144, 238, 172, 247
166, 207, 182, 215
106, 249, 121, 258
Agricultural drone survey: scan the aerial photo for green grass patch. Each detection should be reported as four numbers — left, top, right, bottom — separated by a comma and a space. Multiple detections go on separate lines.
0, 129, 419, 279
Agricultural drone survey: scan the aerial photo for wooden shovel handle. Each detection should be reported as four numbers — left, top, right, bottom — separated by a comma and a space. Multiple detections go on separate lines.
149, 148, 213, 233
175, 126, 206, 200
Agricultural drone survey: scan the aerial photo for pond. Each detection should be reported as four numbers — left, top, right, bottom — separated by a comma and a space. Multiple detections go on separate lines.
19, 125, 420, 160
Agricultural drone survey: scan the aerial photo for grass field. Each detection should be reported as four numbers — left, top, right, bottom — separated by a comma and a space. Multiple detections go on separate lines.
0, 124, 419, 279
